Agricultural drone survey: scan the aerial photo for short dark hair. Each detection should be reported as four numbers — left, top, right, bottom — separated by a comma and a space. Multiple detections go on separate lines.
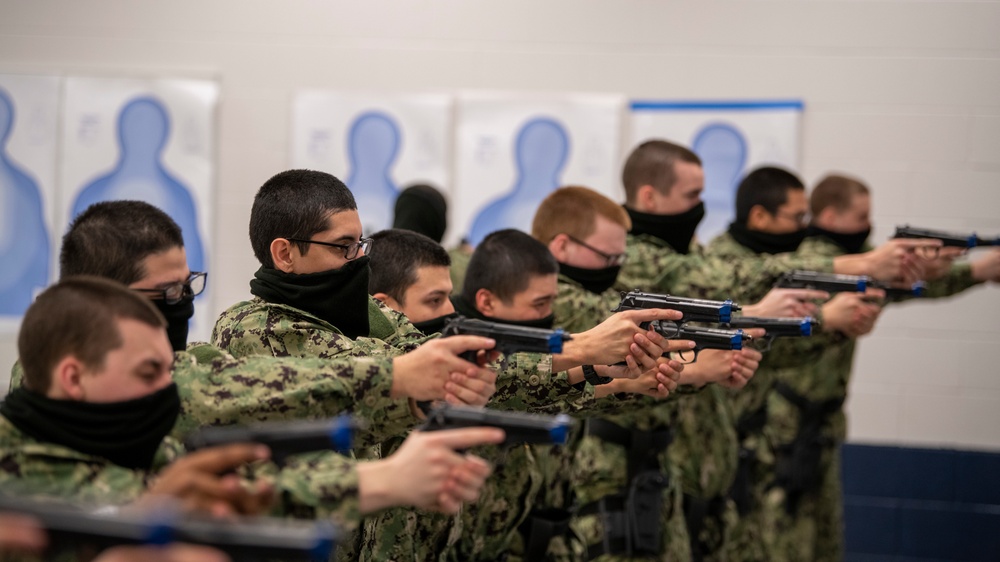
622, 140, 702, 205
368, 229, 451, 304
734, 166, 805, 225
61, 201, 184, 285
250, 169, 358, 269
810, 174, 870, 217
461, 229, 558, 304
19, 276, 166, 393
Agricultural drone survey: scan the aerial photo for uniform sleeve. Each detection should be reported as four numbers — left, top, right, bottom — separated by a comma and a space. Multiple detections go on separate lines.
170, 346, 416, 448
920, 262, 982, 299
369, 298, 436, 352
263, 452, 363, 532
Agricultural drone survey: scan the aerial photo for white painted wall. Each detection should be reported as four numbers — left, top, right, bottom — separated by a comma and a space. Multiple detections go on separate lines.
1, 0, 997, 449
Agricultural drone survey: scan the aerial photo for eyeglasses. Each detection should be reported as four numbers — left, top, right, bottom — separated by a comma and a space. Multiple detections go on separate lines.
134, 272, 208, 304
286, 237, 373, 260
775, 211, 809, 226
567, 236, 627, 267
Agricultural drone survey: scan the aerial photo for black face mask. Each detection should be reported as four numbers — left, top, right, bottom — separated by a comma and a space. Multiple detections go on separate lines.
806, 225, 871, 255
558, 262, 621, 295
626, 202, 705, 255
0, 383, 181, 471
728, 221, 807, 255
411, 312, 460, 335
450, 294, 556, 330
250, 256, 372, 339
152, 296, 194, 352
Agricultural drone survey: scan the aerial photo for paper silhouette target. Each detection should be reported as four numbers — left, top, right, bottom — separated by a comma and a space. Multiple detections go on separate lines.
454, 92, 625, 248
291, 92, 452, 237
59, 77, 218, 340
0, 86, 52, 318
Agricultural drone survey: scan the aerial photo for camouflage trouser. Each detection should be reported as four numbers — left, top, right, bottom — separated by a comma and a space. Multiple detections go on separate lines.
721, 448, 778, 562
357, 437, 460, 562
765, 389, 846, 562
769, 444, 843, 562
446, 445, 545, 561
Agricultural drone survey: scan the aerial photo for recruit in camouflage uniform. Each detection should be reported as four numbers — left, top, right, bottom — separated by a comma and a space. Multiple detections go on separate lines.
550, 273, 691, 562
617, 238, 744, 562
4, 342, 418, 531
212, 293, 454, 561
616, 231, 849, 562
0, 408, 373, 531
702, 231, 836, 562
765, 234, 984, 562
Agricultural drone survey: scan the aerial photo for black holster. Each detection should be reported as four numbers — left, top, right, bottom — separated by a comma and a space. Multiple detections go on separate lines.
771, 382, 844, 515
518, 508, 573, 562
683, 493, 729, 562
728, 403, 769, 516
578, 419, 673, 560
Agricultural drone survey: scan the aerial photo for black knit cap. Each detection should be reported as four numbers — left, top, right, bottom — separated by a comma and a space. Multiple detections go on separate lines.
393, 184, 448, 243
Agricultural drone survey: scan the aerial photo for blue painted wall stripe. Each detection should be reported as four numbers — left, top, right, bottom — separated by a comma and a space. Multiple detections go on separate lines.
629, 99, 805, 111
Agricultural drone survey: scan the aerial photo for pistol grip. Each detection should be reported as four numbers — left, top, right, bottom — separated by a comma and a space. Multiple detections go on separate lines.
460, 350, 479, 364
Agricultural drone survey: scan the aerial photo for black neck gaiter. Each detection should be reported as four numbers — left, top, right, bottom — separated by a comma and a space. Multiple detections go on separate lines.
250, 256, 372, 339
0, 384, 181, 471
450, 294, 556, 330
728, 221, 807, 255
411, 312, 460, 336
558, 262, 621, 295
626, 202, 705, 255
806, 225, 871, 255
152, 296, 194, 352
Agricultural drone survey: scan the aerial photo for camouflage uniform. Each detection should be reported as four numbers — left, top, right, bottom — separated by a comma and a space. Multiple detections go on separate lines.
703, 232, 835, 562
620, 239, 783, 562
616, 234, 834, 303
0, 413, 365, 530
548, 274, 690, 562
212, 295, 430, 361
9, 344, 414, 450
0, 415, 183, 506
764, 234, 983, 562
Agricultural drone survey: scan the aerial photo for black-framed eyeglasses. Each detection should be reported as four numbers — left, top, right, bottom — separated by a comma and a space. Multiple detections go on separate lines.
775, 211, 809, 226
566, 236, 627, 267
286, 237, 373, 260
134, 272, 208, 304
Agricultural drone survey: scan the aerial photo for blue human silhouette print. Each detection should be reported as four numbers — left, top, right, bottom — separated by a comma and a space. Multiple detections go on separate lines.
0, 88, 50, 316
346, 111, 401, 235
468, 117, 570, 246
72, 96, 205, 272
692, 122, 747, 242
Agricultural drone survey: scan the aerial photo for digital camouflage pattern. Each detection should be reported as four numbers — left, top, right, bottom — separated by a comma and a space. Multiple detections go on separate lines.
617, 241, 767, 562
703, 231, 834, 562
170, 343, 416, 445
0, 415, 182, 506
553, 275, 691, 561
8, 344, 414, 449
212, 295, 430, 361
616, 233, 834, 304
765, 234, 984, 562
210, 291, 601, 561
0, 411, 366, 532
